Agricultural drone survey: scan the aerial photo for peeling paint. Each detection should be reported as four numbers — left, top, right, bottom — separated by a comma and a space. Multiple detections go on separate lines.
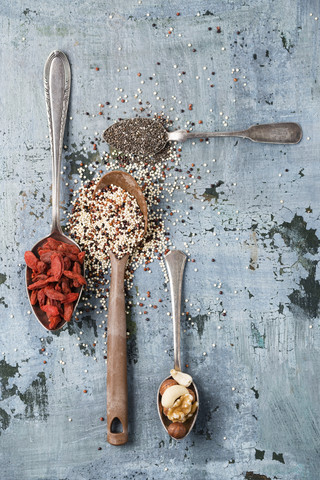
280, 32, 294, 52
0, 407, 10, 433
268, 215, 320, 318
288, 261, 320, 318
273, 451, 285, 463
202, 181, 224, 202
245, 473, 271, 480
18, 372, 48, 420
0, 359, 19, 400
270, 214, 319, 256
251, 387, 259, 399
255, 449, 265, 460
251, 323, 265, 349
186, 313, 208, 338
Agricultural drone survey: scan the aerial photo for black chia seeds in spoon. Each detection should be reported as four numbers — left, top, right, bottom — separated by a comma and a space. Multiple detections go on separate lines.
103, 118, 168, 156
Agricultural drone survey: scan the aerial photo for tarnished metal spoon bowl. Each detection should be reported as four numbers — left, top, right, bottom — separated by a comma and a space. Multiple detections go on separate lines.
25, 51, 84, 332
103, 118, 303, 157
26, 232, 84, 331
157, 375, 199, 441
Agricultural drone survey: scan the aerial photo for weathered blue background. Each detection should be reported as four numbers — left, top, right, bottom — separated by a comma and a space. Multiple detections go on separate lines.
1, 1, 320, 479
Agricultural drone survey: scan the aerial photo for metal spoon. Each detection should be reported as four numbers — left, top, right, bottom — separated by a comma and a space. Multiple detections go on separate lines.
25, 51, 84, 331
157, 250, 199, 440
94, 170, 148, 446
103, 118, 303, 156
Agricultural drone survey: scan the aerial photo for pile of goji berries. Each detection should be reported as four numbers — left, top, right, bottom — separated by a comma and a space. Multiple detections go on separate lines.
25, 238, 86, 330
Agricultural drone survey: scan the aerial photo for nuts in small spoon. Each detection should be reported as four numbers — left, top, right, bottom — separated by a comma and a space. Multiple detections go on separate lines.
159, 378, 178, 396
166, 393, 195, 422
187, 388, 196, 402
161, 385, 189, 409
167, 422, 187, 439
170, 369, 193, 387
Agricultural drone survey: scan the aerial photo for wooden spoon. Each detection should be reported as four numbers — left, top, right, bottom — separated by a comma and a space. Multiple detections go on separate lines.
94, 170, 148, 445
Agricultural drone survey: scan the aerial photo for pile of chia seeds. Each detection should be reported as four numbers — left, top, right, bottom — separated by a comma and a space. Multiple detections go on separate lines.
103, 118, 168, 156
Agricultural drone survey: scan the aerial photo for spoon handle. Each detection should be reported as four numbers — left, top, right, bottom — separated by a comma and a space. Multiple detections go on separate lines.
107, 252, 129, 445
44, 51, 71, 233
165, 250, 187, 372
169, 122, 302, 144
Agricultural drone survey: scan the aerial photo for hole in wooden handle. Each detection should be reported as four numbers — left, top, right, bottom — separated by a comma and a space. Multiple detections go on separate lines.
110, 417, 123, 434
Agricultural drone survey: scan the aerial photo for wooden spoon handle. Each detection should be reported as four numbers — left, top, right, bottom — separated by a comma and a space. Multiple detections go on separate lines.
107, 252, 129, 445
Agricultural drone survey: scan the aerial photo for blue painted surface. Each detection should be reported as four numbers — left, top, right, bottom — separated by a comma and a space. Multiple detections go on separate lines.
1, 1, 320, 479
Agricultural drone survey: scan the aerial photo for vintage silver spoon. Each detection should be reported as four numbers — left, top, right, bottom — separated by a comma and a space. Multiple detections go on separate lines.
103, 118, 303, 156
25, 51, 84, 331
157, 250, 199, 440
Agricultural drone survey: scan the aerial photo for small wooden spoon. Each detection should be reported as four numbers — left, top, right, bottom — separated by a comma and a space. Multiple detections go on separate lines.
94, 170, 148, 445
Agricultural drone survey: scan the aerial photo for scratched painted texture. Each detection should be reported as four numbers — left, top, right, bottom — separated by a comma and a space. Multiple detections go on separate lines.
0, 0, 320, 479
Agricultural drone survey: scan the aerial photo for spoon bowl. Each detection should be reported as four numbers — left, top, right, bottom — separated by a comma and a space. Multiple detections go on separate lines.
157, 375, 199, 440
26, 231, 84, 331
94, 170, 148, 445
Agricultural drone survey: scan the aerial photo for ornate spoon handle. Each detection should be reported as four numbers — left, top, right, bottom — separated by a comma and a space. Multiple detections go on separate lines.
44, 51, 71, 233
168, 122, 302, 144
